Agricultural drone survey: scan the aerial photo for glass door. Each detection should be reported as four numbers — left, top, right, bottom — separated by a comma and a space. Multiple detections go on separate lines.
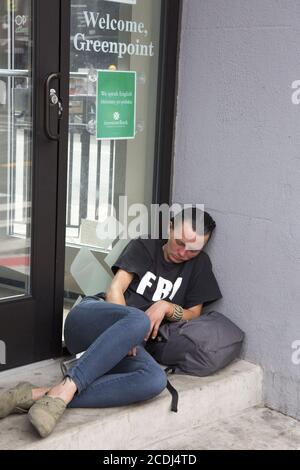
0, 2, 32, 299
0, 0, 66, 370
63, 0, 169, 319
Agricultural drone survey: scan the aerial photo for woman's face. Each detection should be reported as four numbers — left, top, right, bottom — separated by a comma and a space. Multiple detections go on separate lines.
163, 221, 210, 263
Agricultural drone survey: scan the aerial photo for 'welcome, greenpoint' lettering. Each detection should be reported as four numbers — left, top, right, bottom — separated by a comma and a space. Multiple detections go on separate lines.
74, 34, 154, 59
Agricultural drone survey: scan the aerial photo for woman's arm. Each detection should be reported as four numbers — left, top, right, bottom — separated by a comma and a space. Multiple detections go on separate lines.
105, 269, 134, 305
106, 269, 137, 357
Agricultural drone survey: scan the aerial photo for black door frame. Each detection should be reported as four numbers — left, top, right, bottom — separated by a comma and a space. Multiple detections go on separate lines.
32, 0, 63, 362
52, 0, 71, 360
153, 0, 182, 206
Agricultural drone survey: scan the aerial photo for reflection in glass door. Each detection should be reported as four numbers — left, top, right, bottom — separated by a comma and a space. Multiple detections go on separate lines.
64, 0, 162, 318
0, 0, 32, 299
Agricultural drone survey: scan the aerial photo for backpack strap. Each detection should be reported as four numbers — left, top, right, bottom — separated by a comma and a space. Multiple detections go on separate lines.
164, 367, 178, 413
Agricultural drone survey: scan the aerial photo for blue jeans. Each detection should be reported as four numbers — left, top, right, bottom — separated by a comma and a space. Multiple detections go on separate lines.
64, 298, 167, 408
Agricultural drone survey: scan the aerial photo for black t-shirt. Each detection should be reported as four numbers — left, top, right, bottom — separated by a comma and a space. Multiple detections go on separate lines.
111, 237, 222, 312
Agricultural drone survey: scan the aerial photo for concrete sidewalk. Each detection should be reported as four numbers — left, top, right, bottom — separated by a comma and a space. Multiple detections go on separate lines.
146, 406, 300, 450
0, 358, 263, 450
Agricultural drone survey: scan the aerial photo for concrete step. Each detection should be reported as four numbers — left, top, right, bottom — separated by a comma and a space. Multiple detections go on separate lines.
0, 358, 263, 450
146, 406, 300, 450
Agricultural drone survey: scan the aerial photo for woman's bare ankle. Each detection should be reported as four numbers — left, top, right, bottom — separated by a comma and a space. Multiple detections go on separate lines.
32, 387, 51, 401
47, 377, 77, 405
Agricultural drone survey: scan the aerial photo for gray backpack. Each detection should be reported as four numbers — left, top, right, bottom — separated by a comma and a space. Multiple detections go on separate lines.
145, 311, 245, 411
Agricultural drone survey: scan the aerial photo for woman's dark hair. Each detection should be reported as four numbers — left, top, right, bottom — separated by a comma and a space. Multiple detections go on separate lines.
170, 206, 216, 240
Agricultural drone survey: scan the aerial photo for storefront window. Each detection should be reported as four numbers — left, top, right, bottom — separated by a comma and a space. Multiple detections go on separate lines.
0, 0, 32, 299
64, 0, 161, 315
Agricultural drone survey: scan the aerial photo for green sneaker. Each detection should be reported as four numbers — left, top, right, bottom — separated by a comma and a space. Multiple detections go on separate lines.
28, 395, 67, 438
0, 381, 36, 418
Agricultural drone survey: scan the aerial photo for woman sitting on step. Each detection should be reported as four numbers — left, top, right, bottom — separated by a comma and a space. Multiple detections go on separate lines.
0, 207, 221, 438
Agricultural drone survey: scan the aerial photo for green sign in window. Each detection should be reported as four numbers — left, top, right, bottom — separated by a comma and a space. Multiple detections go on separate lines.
96, 70, 136, 140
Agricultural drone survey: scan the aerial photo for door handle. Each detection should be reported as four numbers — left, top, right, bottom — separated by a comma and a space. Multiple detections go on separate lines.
45, 72, 63, 141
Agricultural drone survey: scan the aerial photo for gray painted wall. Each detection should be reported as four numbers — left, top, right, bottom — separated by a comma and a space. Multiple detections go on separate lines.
173, 0, 300, 419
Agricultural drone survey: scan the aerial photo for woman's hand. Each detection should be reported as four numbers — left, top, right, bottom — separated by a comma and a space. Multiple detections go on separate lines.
144, 300, 172, 342
127, 300, 172, 354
